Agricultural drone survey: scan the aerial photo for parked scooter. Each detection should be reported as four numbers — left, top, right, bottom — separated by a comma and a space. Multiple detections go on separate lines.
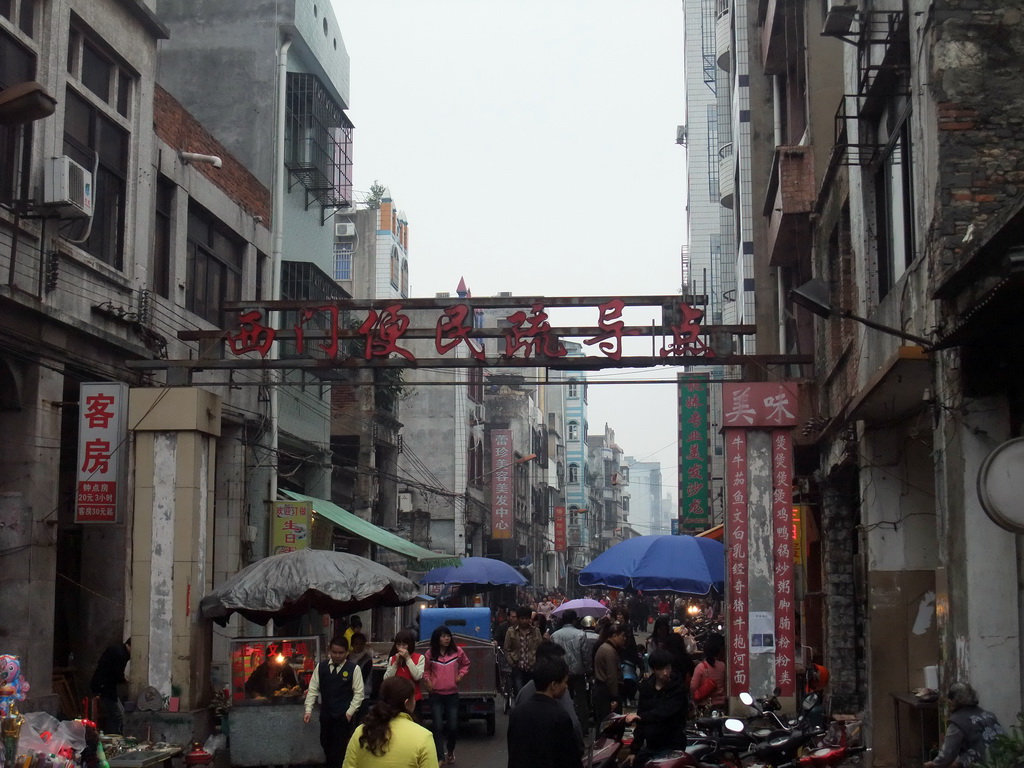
724, 692, 827, 768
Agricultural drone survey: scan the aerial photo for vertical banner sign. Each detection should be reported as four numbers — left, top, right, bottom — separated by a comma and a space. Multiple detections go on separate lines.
272, 501, 310, 554
772, 430, 796, 696
491, 429, 513, 539
554, 507, 567, 552
725, 429, 749, 696
76, 382, 129, 523
678, 374, 711, 532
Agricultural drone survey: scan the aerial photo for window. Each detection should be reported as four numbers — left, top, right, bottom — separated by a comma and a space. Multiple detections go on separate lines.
1, 0, 34, 37
468, 367, 484, 403
0, 25, 35, 204
63, 88, 128, 268
401, 259, 408, 297
284, 72, 352, 209
67, 26, 132, 118
568, 464, 579, 484
568, 421, 579, 441
390, 246, 399, 288
333, 241, 352, 280
567, 379, 579, 398
186, 203, 242, 325
874, 93, 914, 299
151, 179, 173, 297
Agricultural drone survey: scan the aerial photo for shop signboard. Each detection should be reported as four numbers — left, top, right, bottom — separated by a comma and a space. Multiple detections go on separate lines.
725, 429, 749, 696
272, 501, 310, 554
554, 506, 567, 551
491, 429, 513, 539
75, 382, 129, 523
678, 373, 710, 532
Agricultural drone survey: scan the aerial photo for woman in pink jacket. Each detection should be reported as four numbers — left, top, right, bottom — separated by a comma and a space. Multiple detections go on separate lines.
423, 626, 471, 765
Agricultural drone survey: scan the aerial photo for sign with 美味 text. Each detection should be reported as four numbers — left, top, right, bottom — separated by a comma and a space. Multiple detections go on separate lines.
76, 382, 129, 523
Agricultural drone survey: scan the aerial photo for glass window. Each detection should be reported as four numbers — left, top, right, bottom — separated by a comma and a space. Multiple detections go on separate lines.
0, 28, 35, 204
568, 421, 579, 441
63, 87, 128, 268
186, 203, 243, 325
152, 179, 173, 297
333, 241, 352, 281
567, 379, 578, 398
17, 0, 31, 36
568, 464, 579, 484
81, 41, 111, 102
0, 1, 11, 20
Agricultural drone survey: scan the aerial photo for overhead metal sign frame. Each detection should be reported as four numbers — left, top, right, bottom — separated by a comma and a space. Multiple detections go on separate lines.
127, 295, 812, 374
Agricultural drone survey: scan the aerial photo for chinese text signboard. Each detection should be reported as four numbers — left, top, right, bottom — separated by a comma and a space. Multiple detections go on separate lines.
490, 430, 513, 540
772, 430, 796, 696
554, 507, 567, 552
722, 382, 799, 698
224, 300, 716, 364
76, 382, 129, 523
725, 429, 749, 695
678, 374, 710, 533
272, 502, 310, 554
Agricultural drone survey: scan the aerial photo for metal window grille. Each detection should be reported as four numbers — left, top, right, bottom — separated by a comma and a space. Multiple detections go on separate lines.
280, 260, 351, 359
701, 0, 718, 94
285, 73, 353, 211
333, 241, 353, 281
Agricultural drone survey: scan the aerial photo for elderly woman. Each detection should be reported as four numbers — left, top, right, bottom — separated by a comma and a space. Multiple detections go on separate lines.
924, 682, 1004, 768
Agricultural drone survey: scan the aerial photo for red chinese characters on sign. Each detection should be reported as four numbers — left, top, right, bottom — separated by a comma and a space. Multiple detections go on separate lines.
554, 507, 567, 552
76, 383, 128, 523
771, 430, 796, 696
359, 305, 414, 360
722, 382, 799, 427
435, 305, 486, 360
725, 429, 749, 696
504, 304, 568, 359
583, 299, 640, 361
294, 306, 339, 358
227, 310, 276, 357
660, 303, 713, 358
490, 429, 514, 540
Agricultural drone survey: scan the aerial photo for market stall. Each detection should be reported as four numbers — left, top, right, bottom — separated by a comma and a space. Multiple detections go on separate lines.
200, 548, 423, 767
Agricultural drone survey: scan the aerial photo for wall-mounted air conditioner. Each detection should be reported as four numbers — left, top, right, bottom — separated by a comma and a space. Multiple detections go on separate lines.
822, 0, 857, 35
335, 221, 356, 237
676, 124, 688, 146
43, 156, 93, 219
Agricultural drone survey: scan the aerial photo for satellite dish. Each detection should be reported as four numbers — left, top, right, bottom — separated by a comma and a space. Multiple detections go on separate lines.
977, 437, 1024, 533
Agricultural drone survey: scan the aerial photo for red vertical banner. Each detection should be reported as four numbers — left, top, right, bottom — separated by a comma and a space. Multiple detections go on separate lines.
725, 429, 749, 696
491, 429, 513, 539
771, 430, 796, 696
554, 507, 567, 552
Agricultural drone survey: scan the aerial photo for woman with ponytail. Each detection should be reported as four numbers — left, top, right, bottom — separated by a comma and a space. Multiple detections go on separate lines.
343, 676, 437, 768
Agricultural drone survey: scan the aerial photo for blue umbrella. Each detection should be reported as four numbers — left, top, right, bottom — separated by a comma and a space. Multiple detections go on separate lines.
420, 556, 528, 586
578, 535, 724, 595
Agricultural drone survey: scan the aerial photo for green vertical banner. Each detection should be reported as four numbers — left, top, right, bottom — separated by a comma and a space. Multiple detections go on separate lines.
678, 373, 710, 533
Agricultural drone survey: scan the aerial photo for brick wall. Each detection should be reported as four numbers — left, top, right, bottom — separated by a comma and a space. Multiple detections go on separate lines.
928, 3, 1024, 285
153, 85, 271, 223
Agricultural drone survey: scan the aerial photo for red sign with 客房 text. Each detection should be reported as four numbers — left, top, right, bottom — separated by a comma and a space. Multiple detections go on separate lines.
76, 382, 129, 523
725, 429, 749, 696
771, 430, 796, 696
490, 430, 514, 540
554, 507, 567, 552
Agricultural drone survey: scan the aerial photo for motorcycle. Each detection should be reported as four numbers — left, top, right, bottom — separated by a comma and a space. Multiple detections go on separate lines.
586, 714, 630, 768
724, 692, 827, 768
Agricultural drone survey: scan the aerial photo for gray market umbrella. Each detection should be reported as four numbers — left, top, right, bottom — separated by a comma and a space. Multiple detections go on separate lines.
200, 548, 420, 626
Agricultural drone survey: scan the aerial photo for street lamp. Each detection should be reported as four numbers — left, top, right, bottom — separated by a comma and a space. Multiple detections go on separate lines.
789, 277, 933, 349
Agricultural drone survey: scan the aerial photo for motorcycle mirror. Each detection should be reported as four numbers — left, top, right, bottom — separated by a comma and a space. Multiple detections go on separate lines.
739, 692, 755, 706
802, 693, 820, 711
725, 718, 746, 733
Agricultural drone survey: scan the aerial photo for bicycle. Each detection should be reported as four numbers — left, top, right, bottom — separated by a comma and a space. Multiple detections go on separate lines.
495, 646, 516, 714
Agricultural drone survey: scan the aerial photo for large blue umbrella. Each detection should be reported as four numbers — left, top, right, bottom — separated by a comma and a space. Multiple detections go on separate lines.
419, 556, 528, 586
578, 535, 724, 595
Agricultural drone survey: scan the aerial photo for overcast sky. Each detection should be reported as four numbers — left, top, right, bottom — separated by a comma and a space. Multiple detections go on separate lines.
333, 0, 688, 530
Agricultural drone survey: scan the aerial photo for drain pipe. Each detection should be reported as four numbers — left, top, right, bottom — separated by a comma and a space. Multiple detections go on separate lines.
267, 36, 292, 539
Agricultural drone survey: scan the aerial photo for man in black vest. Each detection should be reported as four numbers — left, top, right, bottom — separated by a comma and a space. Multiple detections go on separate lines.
304, 636, 364, 767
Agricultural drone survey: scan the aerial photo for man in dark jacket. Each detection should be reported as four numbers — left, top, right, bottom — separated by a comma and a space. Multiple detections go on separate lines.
90, 639, 130, 734
625, 649, 688, 764
507, 656, 583, 768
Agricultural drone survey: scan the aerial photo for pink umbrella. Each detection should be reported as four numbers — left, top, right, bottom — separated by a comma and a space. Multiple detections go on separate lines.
550, 598, 609, 619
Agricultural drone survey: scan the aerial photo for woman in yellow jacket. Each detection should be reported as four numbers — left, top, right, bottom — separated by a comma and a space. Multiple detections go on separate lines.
343, 676, 438, 768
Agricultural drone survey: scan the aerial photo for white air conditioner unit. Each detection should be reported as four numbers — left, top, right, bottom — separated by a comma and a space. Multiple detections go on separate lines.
43, 156, 93, 219
334, 221, 356, 237
676, 124, 688, 146
822, 0, 857, 35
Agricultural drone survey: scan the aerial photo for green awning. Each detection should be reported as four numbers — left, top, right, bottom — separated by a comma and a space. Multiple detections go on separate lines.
280, 491, 462, 570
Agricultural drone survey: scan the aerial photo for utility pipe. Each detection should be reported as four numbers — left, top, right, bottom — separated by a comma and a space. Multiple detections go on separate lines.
267, 36, 292, 535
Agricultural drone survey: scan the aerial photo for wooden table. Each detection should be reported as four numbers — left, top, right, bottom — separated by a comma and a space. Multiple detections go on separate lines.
892, 692, 940, 768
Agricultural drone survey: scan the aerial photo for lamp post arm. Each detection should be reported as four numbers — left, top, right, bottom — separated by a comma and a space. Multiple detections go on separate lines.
839, 311, 933, 349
